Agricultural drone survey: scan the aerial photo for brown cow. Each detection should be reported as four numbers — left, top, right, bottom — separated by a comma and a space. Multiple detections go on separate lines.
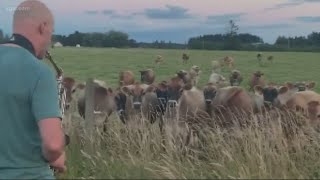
307, 101, 320, 123
267, 55, 274, 63
155, 55, 164, 66
189, 65, 201, 86
274, 81, 315, 108
249, 71, 265, 91
176, 66, 201, 87
176, 69, 191, 85
208, 71, 227, 87
139, 69, 155, 85
257, 53, 263, 62
119, 70, 135, 86
120, 82, 150, 122
62, 77, 76, 109
284, 90, 320, 124
221, 56, 235, 69
229, 69, 243, 86
211, 60, 221, 73
159, 77, 209, 147
292, 81, 315, 91
182, 53, 189, 64
203, 83, 264, 127
76, 79, 117, 132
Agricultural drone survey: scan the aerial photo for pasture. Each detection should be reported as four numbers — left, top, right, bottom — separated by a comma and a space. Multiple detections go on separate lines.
52, 47, 320, 179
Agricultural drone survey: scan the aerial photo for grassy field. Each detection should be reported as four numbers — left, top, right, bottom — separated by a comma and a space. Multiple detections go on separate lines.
49, 47, 320, 179
48, 47, 320, 92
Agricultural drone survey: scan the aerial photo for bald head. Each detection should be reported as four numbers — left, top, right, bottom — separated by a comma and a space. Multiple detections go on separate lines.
12, 0, 54, 59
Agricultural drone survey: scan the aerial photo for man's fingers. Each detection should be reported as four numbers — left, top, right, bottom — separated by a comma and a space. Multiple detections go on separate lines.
52, 165, 67, 173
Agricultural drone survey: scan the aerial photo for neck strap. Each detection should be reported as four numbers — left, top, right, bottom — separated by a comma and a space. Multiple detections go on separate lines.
1, 34, 37, 58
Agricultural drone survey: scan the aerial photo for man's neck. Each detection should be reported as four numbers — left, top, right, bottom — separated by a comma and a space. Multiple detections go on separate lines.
3, 33, 37, 58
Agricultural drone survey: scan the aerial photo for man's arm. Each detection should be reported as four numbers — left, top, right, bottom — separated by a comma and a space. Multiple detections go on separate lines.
31, 65, 65, 163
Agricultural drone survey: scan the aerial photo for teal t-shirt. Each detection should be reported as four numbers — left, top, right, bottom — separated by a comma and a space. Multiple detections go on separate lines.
0, 45, 62, 179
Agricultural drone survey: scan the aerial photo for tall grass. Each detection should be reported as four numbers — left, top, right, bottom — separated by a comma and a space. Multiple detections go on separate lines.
58, 107, 320, 179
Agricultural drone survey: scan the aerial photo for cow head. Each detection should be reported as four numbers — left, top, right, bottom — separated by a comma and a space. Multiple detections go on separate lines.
139, 69, 154, 84
307, 101, 320, 122
253, 71, 264, 78
293, 81, 316, 91
230, 70, 242, 86
139, 70, 148, 82
182, 53, 189, 60
62, 77, 76, 109
154, 81, 169, 109
119, 70, 135, 86
191, 65, 201, 74
259, 83, 279, 106
94, 85, 114, 102
257, 53, 262, 59
203, 83, 218, 105
164, 76, 185, 108
176, 69, 188, 79
121, 82, 148, 110
274, 82, 301, 108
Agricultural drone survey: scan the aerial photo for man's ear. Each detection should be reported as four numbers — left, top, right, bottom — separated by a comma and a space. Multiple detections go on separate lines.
39, 21, 47, 35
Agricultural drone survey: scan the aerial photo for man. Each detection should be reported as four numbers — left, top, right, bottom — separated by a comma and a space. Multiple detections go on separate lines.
0, 0, 66, 179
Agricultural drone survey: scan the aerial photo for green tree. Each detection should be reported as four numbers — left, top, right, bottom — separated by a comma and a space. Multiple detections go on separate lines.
224, 20, 241, 50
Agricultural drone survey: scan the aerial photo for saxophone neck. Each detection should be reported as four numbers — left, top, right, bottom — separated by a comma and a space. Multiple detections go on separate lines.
45, 51, 63, 77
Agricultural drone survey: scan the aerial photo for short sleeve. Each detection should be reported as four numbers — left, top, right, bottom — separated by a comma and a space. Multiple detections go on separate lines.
31, 65, 62, 122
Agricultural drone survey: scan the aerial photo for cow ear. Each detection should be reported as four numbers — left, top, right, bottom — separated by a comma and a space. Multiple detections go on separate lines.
145, 85, 156, 93
308, 101, 319, 108
279, 86, 288, 94
96, 86, 108, 96
77, 83, 85, 90
307, 82, 316, 89
285, 82, 295, 90
254, 85, 263, 95
179, 88, 184, 95
183, 83, 193, 90
121, 86, 132, 95
107, 87, 113, 95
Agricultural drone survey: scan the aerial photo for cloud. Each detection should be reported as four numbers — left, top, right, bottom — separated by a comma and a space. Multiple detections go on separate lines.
101, 9, 115, 15
264, 0, 320, 11
143, 5, 192, 19
242, 23, 295, 30
264, 1, 302, 11
207, 13, 247, 24
302, 0, 320, 2
295, 16, 320, 22
84, 10, 99, 15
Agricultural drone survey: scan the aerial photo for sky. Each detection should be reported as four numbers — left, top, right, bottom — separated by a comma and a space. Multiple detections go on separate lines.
1, 0, 320, 44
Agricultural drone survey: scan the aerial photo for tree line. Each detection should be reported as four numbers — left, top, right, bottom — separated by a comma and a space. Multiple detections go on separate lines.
1, 25, 320, 52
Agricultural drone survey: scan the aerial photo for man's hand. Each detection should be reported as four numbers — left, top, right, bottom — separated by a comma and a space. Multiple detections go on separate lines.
50, 151, 67, 173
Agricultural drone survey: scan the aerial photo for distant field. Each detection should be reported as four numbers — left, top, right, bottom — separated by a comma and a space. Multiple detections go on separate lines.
52, 47, 320, 179
48, 47, 320, 92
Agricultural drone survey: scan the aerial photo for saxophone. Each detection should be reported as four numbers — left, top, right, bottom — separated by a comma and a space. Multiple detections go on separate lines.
44, 51, 70, 175
44, 51, 67, 118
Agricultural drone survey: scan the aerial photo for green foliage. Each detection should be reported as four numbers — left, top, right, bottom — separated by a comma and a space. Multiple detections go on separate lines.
0, 29, 3, 42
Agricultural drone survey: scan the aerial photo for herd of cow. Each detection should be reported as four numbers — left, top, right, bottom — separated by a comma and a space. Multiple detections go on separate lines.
61, 54, 320, 137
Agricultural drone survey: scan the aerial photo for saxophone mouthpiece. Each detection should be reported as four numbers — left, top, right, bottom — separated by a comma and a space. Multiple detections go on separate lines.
45, 51, 51, 59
